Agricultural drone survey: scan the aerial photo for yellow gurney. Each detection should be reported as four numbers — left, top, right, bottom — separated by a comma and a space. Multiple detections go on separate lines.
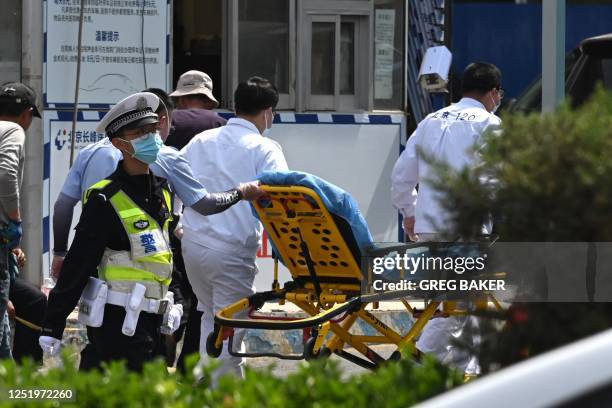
206, 184, 500, 369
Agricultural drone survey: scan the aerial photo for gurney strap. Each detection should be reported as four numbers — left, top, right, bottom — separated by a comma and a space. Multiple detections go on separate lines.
298, 236, 322, 303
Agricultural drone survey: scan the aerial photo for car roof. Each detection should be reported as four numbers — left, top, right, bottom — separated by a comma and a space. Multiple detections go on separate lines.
581, 33, 612, 58
416, 328, 612, 408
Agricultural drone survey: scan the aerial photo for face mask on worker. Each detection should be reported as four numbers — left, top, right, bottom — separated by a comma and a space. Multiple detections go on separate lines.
262, 109, 273, 136
121, 132, 163, 164
489, 92, 501, 114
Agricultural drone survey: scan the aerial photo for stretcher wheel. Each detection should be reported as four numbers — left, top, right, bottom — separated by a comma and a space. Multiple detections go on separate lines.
304, 337, 331, 360
389, 350, 402, 362
206, 331, 223, 358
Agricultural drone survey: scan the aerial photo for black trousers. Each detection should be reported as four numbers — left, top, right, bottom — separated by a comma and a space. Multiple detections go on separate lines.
176, 295, 202, 372
9, 277, 47, 363
80, 304, 163, 372
170, 236, 201, 371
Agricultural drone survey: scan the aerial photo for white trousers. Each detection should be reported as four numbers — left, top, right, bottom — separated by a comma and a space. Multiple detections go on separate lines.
416, 314, 480, 374
415, 233, 480, 375
182, 238, 256, 384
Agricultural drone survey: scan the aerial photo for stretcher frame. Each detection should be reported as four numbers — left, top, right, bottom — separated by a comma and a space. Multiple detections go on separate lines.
206, 185, 502, 369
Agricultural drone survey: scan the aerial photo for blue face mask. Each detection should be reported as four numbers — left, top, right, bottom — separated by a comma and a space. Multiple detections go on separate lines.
121, 132, 163, 164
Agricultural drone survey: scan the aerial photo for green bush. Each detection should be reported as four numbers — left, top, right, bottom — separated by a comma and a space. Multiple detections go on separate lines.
0, 350, 461, 407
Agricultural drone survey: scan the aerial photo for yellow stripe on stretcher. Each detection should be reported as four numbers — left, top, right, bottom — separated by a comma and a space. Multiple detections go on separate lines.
253, 185, 362, 282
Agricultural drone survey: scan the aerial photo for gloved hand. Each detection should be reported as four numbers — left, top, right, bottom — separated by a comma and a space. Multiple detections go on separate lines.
7, 300, 15, 320
50, 255, 64, 281
402, 216, 417, 242
1, 219, 22, 249
238, 181, 266, 201
160, 304, 183, 335
12, 247, 26, 269
39, 335, 61, 356
173, 223, 184, 240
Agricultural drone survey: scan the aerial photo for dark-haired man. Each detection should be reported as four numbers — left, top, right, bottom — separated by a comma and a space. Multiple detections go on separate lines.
391, 62, 503, 375
180, 76, 288, 383
0, 82, 40, 359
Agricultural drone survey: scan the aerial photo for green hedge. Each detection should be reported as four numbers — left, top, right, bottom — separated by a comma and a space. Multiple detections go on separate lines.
0, 351, 462, 407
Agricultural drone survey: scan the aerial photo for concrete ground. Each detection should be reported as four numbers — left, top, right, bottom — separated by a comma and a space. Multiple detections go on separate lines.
245, 344, 398, 380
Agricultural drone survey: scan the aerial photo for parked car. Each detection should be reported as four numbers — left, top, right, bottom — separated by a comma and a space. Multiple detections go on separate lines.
508, 33, 612, 113
416, 328, 612, 408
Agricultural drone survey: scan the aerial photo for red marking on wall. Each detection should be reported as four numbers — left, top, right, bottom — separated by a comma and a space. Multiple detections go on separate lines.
257, 230, 272, 258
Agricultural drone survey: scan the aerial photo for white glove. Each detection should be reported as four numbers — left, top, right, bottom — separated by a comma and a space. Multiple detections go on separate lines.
160, 304, 183, 335
173, 223, 184, 240
39, 335, 61, 356
238, 181, 266, 201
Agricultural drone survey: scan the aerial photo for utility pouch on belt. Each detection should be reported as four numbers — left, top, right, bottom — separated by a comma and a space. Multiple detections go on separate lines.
122, 283, 146, 336
78, 277, 108, 327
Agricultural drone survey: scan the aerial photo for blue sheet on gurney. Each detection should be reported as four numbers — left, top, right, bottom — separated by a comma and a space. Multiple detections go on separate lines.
255, 170, 374, 248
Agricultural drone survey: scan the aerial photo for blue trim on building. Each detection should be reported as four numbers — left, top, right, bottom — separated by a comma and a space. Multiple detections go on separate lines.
294, 114, 319, 124
331, 114, 356, 124
217, 112, 403, 125
87, 104, 112, 110
368, 115, 393, 125
52, 103, 77, 109
43, 216, 49, 254
43, 142, 50, 181
47, 104, 112, 111
166, 35, 170, 64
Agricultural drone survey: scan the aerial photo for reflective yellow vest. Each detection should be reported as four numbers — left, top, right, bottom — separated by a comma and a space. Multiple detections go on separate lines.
84, 179, 173, 299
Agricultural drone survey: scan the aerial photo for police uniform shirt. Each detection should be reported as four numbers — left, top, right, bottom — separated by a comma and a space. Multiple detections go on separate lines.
391, 97, 501, 235
54, 139, 208, 256
42, 162, 172, 339
61, 138, 207, 207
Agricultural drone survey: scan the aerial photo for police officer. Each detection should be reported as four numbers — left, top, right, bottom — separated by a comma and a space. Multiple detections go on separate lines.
39, 92, 261, 371
51, 89, 225, 280
391, 62, 503, 375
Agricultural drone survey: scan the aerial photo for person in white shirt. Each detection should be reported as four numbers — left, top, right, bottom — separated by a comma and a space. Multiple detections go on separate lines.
391, 62, 503, 374
180, 76, 288, 383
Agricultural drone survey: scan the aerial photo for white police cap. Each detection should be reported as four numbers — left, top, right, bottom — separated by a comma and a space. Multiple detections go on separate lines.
96, 92, 160, 136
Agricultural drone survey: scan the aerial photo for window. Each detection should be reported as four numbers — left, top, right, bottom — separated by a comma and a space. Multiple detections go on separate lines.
173, 0, 224, 105
0, 0, 21, 83
374, 0, 404, 110
306, 16, 363, 110
297, 1, 371, 111
214, 0, 404, 112
238, 0, 290, 95
305, 16, 362, 110
225, 0, 294, 109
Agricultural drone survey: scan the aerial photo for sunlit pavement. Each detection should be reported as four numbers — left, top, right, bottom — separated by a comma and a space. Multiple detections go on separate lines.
246, 344, 398, 380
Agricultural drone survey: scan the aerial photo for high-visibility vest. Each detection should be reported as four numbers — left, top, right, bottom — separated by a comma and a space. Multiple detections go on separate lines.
84, 179, 173, 299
